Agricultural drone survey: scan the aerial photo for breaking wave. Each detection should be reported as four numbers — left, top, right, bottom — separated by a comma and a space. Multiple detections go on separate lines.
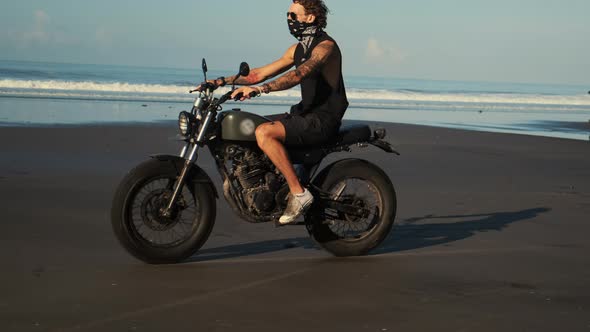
1, 79, 590, 108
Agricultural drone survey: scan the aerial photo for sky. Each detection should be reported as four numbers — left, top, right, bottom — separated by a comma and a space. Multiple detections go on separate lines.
0, 0, 589, 85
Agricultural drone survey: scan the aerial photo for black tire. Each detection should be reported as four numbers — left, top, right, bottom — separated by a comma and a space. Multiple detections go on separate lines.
111, 159, 216, 264
306, 159, 396, 257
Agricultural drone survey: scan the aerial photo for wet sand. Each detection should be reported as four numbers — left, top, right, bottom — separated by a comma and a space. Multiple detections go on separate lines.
0, 121, 589, 331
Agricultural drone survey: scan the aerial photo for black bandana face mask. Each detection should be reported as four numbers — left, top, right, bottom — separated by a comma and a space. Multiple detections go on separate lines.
287, 18, 316, 40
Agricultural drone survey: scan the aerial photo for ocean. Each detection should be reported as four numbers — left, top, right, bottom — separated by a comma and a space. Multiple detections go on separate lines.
0, 60, 589, 140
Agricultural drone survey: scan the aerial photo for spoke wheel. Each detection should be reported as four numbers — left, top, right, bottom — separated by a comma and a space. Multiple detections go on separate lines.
131, 178, 200, 248
324, 178, 383, 241
111, 159, 216, 264
306, 159, 396, 257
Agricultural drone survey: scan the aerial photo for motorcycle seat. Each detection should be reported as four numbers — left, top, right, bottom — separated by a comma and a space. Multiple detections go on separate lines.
334, 124, 372, 146
287, 124, 372, 165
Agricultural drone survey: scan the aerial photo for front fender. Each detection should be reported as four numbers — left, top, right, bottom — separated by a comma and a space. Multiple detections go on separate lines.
150, 154, 218, 198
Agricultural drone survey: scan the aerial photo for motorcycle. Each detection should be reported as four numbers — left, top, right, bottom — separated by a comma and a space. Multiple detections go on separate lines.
111, 59, 399, 264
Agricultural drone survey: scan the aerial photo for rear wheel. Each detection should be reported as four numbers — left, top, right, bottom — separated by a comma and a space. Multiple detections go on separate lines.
111, 159, 216, 264
306, 159, 396, 256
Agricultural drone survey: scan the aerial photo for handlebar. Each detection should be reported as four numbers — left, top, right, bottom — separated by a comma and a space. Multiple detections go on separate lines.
218, 91, 233, 104
190, 78, 260, 109
233, 91, 259, 100
189, 82, 217, 94
217, 90, 259, 105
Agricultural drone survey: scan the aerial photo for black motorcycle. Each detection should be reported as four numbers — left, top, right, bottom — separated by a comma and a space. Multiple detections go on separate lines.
111, 60, 399, 264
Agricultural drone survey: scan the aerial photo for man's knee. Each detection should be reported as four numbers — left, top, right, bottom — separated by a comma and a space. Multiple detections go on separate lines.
255, 123, 271, 147
254, 122, 286, 149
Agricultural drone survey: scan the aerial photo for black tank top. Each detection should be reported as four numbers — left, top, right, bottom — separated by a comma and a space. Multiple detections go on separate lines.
293, 31, 348, 130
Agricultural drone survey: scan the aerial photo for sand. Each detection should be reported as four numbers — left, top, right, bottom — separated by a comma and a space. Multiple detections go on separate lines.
0, 121, 589, 331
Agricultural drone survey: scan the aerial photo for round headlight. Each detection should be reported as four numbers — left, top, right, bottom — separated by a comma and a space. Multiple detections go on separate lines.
178, 111, 191, 136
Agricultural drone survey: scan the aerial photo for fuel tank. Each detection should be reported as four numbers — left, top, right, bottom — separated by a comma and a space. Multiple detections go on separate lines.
220, 110, 271, 142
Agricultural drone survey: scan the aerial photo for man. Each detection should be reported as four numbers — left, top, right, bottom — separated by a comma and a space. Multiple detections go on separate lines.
208, 0, 348, 224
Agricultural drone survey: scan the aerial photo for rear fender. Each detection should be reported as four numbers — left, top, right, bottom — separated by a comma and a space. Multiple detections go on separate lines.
311, 158, 365, 188
150, 154, 218, 198
368, 139, 400, 155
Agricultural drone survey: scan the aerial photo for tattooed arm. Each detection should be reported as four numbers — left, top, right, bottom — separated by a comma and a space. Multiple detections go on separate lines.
261, 40, 335, 93
230, 40, 335, 100
224, 44, 298, 86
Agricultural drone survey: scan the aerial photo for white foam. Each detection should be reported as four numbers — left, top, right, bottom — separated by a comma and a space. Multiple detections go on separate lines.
0, 79, 187, 94
344, 89, 590, 106
1, 79, 590, 107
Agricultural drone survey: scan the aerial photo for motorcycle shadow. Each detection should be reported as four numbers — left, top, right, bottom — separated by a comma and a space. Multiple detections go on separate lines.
186, 207, 550, 262
186, 236, 317, 263
371, 207, 551, 255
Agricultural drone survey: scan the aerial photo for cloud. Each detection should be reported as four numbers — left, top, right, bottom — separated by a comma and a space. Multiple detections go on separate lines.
18, 10, 77, 47
366, 38, 385, 58
364, 38, 407, 65
95, 27, 113, 48
35, 10, 50, 24
20, 10, 51, 45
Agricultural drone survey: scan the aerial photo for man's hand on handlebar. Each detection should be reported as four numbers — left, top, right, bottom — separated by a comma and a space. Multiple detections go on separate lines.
230, 86, 261, 101
192, 78, 224, 93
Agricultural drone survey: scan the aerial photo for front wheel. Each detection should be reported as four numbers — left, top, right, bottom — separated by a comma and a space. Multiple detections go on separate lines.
306, 159, 396, 257
111, 159, 216, 264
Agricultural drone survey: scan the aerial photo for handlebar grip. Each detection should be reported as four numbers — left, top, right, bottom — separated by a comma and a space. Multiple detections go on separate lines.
233, 92, 244, 101
233, 91, 260, 101
202, 82, 216, 91
218, 91, 233, 104
190, 82, 217, 94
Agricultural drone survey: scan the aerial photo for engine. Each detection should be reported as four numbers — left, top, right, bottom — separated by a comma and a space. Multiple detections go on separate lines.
227, 146, 284, 215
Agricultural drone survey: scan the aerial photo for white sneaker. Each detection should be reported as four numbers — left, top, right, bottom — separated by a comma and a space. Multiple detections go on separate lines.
279, 188, 314, 225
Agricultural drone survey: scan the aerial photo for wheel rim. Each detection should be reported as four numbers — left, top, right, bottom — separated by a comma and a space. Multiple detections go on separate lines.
323, 178, 383, 241
129, 178, 201, 248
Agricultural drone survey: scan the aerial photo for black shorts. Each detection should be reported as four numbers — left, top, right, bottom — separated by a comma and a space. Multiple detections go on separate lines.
273, 112, 338, 147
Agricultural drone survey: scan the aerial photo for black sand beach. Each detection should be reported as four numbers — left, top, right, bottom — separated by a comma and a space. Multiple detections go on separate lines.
1, 121, 589, 331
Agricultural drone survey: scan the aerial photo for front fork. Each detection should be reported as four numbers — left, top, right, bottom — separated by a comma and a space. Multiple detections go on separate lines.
161, 110, 214, 218
160, 144, 198, 218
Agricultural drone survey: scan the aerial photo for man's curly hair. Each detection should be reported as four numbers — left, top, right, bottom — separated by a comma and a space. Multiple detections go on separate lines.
293, 0, 330, 29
